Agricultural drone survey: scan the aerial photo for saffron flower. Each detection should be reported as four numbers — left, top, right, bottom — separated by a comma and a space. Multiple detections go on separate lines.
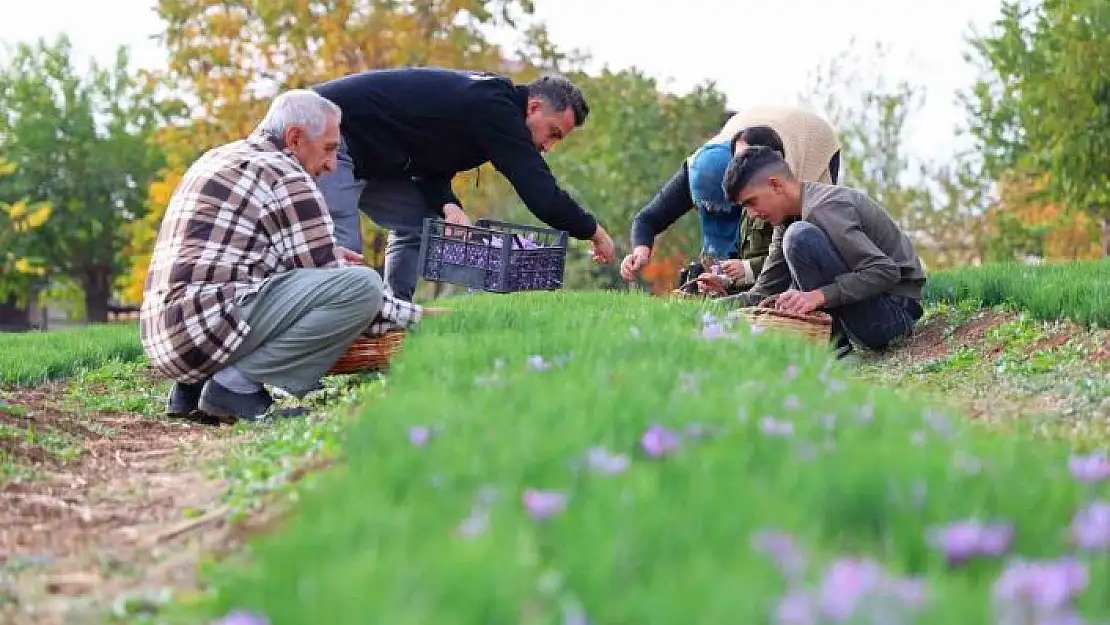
1070, 500, 1110, 550
408, 426, 432, 447
586, 446, 630, 475
640, 424, 681, 458
522, 489, 567, 520
1068, 451, 1110, 483
926, 520, 1014, 565
211, 611, 270, 625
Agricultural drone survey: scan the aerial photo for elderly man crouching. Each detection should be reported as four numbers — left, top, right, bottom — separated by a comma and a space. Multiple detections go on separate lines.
140, 89, 429, 422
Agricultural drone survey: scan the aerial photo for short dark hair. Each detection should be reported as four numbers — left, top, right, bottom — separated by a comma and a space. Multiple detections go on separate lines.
729, 125, 785, 158
723, 145, 794, 202
527, 73, 590, 126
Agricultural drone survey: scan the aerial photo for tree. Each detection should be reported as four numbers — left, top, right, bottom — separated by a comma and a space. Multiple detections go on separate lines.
964, 0, 1110, 253
0, 35, 168, 322
0, 157, 51, 330
800, 38, 991, 269
125, 0, 551, 300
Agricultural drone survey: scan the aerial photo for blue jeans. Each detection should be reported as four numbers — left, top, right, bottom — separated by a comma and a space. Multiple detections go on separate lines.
781, 221, 920, 350
314, 138, 438, 301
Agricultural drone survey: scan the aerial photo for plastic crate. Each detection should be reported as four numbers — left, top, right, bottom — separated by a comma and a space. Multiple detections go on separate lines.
416, 217, 568, 293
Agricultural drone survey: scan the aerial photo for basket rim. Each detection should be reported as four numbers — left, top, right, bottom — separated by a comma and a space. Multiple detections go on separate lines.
741, 305, 832, 326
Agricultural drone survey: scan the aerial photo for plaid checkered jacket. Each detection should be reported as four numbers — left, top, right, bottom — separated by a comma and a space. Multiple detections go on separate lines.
140, 130, 420, 384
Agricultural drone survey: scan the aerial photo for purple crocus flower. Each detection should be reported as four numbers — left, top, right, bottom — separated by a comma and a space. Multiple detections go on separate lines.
408, 426, 432, 447
640, 424, 681, 458
456, 510, 490, 538
1068, 451, 1110, 483
1070, 500, 1110, 550
751, 529, 807, 581
700, 314, 731, 340
522, 489, 567, 520
926, 520, 1014, 565
993, 557, 1089, 613
211, 611, 270, 625
760, 416, 794, 437
783, 395, 802, 411
586, 446, 630, 475
774, 590, 815, 625
817, 558, 885, 620
527, 355, 549, 371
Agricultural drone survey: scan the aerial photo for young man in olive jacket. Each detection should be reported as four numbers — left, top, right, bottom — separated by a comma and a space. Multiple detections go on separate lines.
720, 146, 927, 359
312, 67, 615, 300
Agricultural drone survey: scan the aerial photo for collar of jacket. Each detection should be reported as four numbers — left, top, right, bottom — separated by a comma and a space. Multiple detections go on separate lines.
511, 84, 530, 113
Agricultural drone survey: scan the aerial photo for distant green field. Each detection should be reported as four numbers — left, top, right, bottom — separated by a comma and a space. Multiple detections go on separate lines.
924, 258, 1110, 327
172, 291, 1110, 625
0, 322, 141, 385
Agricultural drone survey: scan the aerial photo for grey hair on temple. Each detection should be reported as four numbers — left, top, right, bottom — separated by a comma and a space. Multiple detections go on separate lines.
256, 89, 342, 138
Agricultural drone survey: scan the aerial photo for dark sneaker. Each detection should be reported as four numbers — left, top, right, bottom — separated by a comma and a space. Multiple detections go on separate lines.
198, 379, 275, 422
166, 380, 205, 417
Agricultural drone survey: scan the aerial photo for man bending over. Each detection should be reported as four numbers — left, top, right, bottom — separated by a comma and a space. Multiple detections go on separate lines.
719, 146, 927, 359
141, 89, 426, 422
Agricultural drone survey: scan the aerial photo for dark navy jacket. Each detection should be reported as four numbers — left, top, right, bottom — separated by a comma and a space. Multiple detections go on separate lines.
313, 67, 598, 240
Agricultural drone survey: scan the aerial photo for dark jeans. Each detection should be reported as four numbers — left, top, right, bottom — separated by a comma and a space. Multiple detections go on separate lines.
781, 221, 920, 350
314, 137, 438, 301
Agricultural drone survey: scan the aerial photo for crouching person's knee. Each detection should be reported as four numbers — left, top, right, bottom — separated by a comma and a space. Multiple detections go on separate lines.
781, 221, 823, 260
335, 265, 385, 323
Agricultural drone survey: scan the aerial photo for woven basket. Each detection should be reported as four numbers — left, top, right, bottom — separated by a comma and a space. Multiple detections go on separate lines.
737, 295, 833, 342
327, 330, 406, 375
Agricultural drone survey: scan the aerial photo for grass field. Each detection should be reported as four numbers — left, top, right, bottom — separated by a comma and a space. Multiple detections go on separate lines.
924, 258, 1110, 327
165, 291, 1110, 625
0, 321, 141, 385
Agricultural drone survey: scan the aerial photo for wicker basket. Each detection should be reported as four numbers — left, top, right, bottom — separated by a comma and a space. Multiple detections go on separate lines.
737, 295, 833, 342
327, 330, 406, 375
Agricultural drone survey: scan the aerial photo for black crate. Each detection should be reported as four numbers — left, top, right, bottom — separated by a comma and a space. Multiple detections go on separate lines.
416, 217, 568, 293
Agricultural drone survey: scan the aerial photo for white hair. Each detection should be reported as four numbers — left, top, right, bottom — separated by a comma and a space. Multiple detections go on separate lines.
256, 89, 342, 138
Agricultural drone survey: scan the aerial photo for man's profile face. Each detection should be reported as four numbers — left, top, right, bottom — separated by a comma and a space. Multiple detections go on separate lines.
525, 98, 576, 153
287, 114, 341, 176
735, 177, 788, 225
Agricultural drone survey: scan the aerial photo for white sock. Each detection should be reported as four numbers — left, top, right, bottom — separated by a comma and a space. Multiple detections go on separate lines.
213, 365, 262, 394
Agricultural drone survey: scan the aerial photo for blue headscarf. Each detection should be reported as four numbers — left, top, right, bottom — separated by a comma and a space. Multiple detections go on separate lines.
688, 141, 742, 259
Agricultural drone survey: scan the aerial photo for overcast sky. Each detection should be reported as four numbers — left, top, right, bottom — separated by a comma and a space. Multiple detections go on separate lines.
0, 0, 1005, 164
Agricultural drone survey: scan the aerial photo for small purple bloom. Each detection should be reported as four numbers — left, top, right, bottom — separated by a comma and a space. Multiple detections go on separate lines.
993, 557, 1089, 613
1068, 451, 1110, 483
820, 413, 837, 431
783, 395, 802, 411
211, 611, 270, 625
751, 529, 807, 581
784, 364, 800, 381
926, 520, 1013, 565
522, 489, 567, 520
760, 416, 794, 437
774, 590, 815, 625
527, 355, 549, 371
408, 426, 432, 447
1070, 500, 1110, 550
818, 558, 884, 620
586, 446, 630, 475
456, 510, 490, 538
640, 424, 681, 458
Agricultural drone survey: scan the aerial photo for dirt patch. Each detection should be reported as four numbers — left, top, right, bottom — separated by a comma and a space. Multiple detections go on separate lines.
901, 316, 949, 360
0, 382, 244, 625
895, 310, 1016, 363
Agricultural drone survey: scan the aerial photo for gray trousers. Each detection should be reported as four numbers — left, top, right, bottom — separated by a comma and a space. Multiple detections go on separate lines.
226, 266, 385, 395
315, 138, 440, 301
